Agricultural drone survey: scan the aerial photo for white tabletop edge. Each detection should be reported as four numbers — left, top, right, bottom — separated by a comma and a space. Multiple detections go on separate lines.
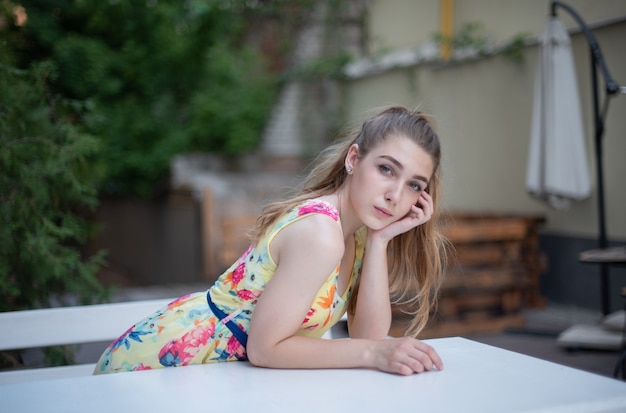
1, 336, 625, 413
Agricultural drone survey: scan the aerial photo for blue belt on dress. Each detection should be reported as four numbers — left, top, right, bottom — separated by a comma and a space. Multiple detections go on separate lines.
206, 291, 249, 357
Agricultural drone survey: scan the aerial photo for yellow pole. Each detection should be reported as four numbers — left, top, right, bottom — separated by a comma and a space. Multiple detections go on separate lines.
440, 0, 454, 60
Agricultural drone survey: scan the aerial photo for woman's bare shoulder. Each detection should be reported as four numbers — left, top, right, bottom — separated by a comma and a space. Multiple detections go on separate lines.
271, 212, 344, 265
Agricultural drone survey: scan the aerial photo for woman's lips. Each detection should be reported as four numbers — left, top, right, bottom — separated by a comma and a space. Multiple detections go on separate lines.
374, 206, 392, 218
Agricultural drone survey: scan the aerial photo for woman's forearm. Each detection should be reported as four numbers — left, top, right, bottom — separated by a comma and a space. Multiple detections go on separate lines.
247, 332, 443, 376
348, 235, 392, 338
247, 334, 378, 370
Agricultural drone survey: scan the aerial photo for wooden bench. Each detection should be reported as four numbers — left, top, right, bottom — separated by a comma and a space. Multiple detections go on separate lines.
0, 296, 339, 384
0, 298, 173, 384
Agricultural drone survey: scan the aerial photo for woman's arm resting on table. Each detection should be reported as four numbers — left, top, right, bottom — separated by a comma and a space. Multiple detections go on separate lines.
245, 214, 442, 375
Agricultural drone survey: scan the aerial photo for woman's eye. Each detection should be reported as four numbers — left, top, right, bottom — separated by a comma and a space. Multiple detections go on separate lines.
409, 182, 422, 192
379, 165, 392, 175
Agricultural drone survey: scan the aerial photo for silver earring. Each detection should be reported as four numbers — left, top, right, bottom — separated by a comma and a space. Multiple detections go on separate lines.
346, 166, 352, 174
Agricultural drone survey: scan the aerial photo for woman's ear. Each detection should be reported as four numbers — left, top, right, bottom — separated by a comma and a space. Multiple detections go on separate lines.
345, 144, 359, 172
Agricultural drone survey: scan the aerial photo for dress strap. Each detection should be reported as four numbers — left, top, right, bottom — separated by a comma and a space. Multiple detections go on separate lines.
206, 291, 249, 360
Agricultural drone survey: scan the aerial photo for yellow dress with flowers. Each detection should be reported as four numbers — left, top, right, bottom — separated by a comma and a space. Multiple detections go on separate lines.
94, 199, 365, 374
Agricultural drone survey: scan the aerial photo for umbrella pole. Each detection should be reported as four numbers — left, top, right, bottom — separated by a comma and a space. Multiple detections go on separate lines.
551, 1, 621, 315
591, 54, 611, 315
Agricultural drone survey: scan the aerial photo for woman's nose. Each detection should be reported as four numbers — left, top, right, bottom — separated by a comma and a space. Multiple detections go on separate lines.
385, 183, 402, 204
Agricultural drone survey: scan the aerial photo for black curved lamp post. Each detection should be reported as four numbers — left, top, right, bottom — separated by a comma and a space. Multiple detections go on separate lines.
550, 1, 624, 315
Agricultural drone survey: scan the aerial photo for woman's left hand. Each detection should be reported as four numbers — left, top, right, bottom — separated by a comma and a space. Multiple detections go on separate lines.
372, 191, 433, 243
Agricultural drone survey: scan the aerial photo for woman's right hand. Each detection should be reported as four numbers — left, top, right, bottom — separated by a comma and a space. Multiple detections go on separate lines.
371, 336, 443, 376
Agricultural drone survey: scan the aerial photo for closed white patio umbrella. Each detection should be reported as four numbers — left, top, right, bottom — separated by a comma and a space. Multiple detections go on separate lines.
531, 1, 625, 318
526, 15, 591, 210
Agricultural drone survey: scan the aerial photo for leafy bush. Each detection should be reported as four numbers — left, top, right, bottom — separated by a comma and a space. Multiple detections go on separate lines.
0, 55, 109, 312
0, 0, 316, 315
10, 1, 279, 197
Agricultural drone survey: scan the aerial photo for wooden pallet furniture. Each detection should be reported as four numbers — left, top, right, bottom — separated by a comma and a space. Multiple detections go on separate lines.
201, 188, 258, 279
393, 213, 546, 338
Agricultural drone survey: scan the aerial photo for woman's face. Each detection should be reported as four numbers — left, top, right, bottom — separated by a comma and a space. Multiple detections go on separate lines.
346, 134, 435, 230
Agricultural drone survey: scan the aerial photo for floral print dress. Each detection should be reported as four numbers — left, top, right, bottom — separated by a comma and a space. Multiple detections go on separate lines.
94, 199, 365, 374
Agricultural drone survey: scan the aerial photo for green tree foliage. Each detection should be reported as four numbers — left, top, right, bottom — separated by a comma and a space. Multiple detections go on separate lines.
0, 0, 312, 315
10, 0, 280, 197
0, 52, 108, 312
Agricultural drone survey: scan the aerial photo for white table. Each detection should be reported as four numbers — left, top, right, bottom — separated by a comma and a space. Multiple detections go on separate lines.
1, 337, 625, 413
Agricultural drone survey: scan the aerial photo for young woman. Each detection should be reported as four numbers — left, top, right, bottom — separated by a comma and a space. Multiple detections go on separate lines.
94, 106, 448, 376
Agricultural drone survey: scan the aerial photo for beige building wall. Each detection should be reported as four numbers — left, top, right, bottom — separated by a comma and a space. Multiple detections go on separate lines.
342, 0, 626, 241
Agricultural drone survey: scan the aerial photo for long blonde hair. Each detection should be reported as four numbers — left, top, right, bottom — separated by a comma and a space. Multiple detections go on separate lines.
250, 106, 448, 336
